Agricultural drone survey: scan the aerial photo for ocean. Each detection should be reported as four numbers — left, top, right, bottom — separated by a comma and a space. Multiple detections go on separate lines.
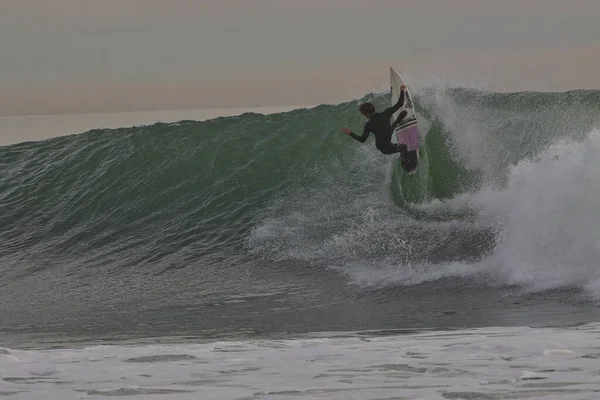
1, 88, 600, 399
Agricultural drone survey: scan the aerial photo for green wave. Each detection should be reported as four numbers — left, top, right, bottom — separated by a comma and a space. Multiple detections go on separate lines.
0, 88, 599, 279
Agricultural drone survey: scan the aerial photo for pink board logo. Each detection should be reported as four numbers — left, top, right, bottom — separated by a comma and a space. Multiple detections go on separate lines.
396, 125, 419, 151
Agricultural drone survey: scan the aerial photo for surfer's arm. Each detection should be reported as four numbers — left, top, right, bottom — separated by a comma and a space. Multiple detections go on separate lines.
385, 89, 405, 116
349, 123, 370, 143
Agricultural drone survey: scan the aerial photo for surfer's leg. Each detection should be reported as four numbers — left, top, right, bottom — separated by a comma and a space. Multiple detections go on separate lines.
380, 143, 407, 155
391, 110, 408, 129
380, 143, 415, 173
402, 150, 418, 173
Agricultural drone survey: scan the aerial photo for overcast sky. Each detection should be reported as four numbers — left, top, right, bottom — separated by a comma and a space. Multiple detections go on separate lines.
2, 0, 600, 115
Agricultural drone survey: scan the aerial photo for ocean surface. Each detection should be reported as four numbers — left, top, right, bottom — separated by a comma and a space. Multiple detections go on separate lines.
1, 88, 600, 399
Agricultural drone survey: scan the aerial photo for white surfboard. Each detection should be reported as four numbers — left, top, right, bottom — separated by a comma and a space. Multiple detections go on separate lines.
390, 66, 420, 174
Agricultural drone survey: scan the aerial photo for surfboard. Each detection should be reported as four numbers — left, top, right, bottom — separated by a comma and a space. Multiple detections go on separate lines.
389, 66, 429, 204
390, 66, 419, 175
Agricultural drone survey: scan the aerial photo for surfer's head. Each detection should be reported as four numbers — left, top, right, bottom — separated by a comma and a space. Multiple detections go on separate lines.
359, 103, 376, 118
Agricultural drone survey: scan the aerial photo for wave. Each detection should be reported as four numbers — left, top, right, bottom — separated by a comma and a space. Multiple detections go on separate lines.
1, 87, 600, 311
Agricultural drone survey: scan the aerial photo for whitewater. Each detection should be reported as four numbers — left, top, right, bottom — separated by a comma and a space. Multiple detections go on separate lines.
1, 87, 600, 399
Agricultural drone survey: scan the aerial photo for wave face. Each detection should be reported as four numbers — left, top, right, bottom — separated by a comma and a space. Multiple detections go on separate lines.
1, 89, 600, 344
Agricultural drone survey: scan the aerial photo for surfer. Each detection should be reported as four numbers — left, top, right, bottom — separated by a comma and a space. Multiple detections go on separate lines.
341, 85, 416, 172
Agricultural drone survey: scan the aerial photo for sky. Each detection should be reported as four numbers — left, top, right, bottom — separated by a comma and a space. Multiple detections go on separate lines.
1, 0, 600, 115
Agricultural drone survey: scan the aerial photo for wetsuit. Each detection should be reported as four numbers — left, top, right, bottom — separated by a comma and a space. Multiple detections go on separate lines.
349, 91, 416, 172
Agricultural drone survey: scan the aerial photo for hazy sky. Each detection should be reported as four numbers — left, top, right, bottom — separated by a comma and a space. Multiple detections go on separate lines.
2, 0, 600, 115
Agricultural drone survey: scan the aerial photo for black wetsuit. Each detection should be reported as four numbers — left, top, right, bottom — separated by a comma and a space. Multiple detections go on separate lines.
349, 91, 417, 172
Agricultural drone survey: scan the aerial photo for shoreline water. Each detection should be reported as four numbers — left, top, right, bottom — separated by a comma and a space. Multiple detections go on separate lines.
2, 323, 599, 399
